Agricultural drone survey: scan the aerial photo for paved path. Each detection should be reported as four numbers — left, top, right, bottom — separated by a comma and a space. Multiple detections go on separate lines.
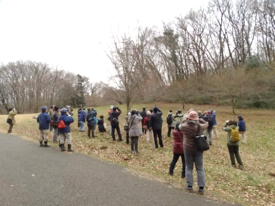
0, 133, 236, 206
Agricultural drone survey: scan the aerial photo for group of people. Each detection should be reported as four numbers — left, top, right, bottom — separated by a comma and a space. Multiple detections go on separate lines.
7, 104, 247, 195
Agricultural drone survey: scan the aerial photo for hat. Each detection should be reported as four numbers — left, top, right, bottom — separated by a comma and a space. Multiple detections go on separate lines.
177, 109, 182, 114
238, 115, 243, 120
146, 111, 151, 116
187, 111, 199, 120
153, 107, 158, 113
8, 108, 13, 112
113, 107, 117, 111
110, 105, 114, 109
60, 108, 67, 114
41, 106, 47, 112
54, 106, 59, 111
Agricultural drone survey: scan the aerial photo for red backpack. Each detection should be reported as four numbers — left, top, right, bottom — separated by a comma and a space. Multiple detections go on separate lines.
57, 120, 66, 129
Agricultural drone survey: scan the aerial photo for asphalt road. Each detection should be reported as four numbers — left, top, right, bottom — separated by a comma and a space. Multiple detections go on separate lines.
0, 133, 237, 206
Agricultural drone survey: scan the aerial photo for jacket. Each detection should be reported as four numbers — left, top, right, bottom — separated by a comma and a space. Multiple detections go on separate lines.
53, 111, 60, 128
172, 113, 184, 126
179, 119, 208, 151
149, 109, 163, 130
129, 114, 143, 137
37, 112, 51, 130
172, 129, 184, 154
238, 116, 246, 131
211, 110, 217, 126
78, 110, 86, 122
57, 114, 74, 133
222, 124, 240, 146
86, 111, 96, 125
8, 110, 17, 124
97, 118, 105, 132
109, 108, 122, 125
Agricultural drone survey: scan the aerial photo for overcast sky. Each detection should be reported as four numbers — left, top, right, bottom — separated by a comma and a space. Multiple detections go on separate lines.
0, 0, 208, 83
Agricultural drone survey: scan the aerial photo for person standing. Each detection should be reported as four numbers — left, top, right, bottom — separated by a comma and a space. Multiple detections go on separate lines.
37, 106, 51, 147
238, 115, 247, 144
211, 110, 219, 139
52, 106, 60, 143
86, 108, 97, 138
78, 108, 86, 132
48, 105, 54, 132
97, 115, 106, 133
139, 107, 146, 134
149, 107, 164, 148
142, 111, 151, 142
179, 111, 208, 195
7, 107, 17, 134
57, 108, 74, 152
166, 110, 174, 138
203, 111, 214, 145
222, 120, 244, 169
109, 106, 123, 141
128, 110, 143, 153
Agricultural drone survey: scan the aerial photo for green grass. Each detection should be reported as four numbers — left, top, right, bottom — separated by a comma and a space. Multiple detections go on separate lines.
0, 103, 275, 206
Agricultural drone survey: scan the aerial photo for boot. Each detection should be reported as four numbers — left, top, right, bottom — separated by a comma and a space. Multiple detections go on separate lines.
60, 144, 66, 152
39, 141, 44, 147
44, 141, 51, 147
67, 144, 73, 152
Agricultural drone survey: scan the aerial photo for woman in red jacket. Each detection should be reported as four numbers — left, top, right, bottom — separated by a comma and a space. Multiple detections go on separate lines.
168, 124, 185, 178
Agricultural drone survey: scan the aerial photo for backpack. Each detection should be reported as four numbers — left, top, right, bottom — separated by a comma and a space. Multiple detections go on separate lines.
166, 115, 173, 125
230, 127, 240, 142
57, 120, 66, 129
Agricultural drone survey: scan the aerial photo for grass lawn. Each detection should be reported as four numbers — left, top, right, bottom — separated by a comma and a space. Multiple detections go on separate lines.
1, 103, 274, 206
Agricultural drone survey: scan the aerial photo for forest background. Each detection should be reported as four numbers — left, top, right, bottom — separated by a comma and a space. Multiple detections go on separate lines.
0, 0, 275, 114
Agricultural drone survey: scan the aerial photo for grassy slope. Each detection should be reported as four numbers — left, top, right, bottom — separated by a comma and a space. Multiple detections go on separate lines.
0, 103, 274, 206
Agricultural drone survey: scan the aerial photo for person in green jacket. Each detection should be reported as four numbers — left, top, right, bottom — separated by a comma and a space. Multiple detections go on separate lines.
222, 120, 244, 170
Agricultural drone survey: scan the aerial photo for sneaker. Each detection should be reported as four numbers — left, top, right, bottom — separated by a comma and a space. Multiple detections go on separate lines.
198, 189, 204, 195
239, 165, 244, 170
186, 187, 194, 193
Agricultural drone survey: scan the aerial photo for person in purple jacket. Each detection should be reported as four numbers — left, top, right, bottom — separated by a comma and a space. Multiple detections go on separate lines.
57, 108, 74, 152
168, 124, 185, 178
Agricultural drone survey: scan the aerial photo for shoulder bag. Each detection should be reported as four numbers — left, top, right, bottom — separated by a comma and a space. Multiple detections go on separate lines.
195, 124, 210, 151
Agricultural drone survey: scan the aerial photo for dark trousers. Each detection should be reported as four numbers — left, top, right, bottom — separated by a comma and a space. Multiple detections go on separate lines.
8, 124, 14, 133
227, 144, 243, 166
153, 129, 163, 148
111, 123, 122, 141
126, 132, 129, 144
169, 153, 185, 178
167, 126, 174, 137
87, 124, 95, 137
130, 136, 139, 152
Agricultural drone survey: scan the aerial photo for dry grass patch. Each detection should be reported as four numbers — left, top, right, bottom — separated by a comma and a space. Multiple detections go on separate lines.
0, 103, 274, 206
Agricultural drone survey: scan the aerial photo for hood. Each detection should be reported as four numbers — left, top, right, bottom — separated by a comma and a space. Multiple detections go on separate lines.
238, 115, 243, 120
41, 107, 47, 112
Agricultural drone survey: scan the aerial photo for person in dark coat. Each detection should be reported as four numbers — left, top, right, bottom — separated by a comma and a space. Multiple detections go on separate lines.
37, 106, 51, 147
139, 107, 146, 134
168, 124, 185, 178
57, 108, 74, 152
149, 107, 163, 148
238, 115, 247, 144
98, 115, 106, 133
109, 106, 123, 141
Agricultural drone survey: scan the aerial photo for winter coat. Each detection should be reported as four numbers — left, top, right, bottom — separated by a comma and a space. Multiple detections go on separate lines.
109, 108, 122, 125
203, 114, 213, 131
97, 118, 105, 132
37, 112, 51, 130
222, 124, 240, 146
8, 110, 17, 124
53, 111, 60, 128
179, 119, 208, 151
172, 113, 184, 126
238, 116, 246, 132
57, 114, 74, 133
140, 110, 146, 120
149, 110, 163, 130
211, 110, 217, 126
129, 114, 143, 137
167, 112, 175, 128
143, 116, 150, 129
172, 129, 184, 154
86, 111, 96, 125
78, 110, 86, 122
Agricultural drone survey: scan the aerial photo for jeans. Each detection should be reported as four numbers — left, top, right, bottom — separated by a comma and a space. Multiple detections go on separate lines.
79, 121, 85, 132
153, 129, 163, 148
212, 125, 219, 138
53, 127, 59, 142
207, 129, 213, 144
169, 153, 185, 178
184, 150, 205, 188
227, 144, 243, 166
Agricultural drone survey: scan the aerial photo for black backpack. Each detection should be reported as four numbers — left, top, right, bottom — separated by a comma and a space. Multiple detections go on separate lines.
166, 115, 173, 125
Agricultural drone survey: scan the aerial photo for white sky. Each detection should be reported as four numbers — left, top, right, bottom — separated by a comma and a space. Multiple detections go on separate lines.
0, 0, 208, 83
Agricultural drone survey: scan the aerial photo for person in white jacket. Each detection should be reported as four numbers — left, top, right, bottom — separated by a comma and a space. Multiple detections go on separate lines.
128, 109, 143, 153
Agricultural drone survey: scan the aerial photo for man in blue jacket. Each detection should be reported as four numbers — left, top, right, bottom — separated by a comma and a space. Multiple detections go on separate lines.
37, 106, 51, 147
57, 108, 74, 152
